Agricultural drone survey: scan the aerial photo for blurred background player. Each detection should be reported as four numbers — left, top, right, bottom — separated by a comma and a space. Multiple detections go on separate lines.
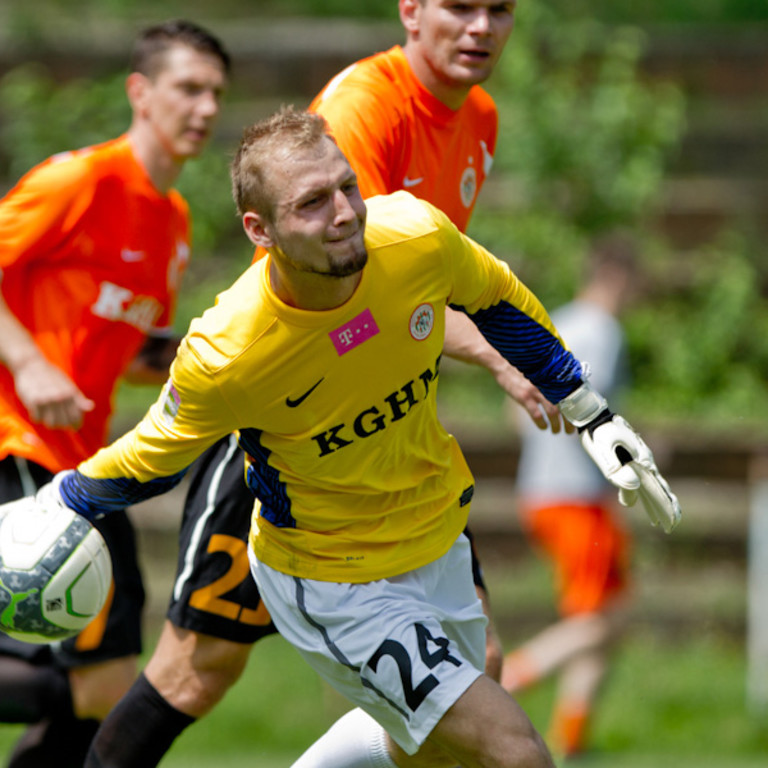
0, 19, 229, 767
84, 2, 569, 766
501, 232, 639, 761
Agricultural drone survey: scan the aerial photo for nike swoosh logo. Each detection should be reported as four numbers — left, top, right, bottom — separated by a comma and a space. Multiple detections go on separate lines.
121, 248, 145, 262
480, 140, 494, 175
403, 176, 423, 188
285, 377, 324, 408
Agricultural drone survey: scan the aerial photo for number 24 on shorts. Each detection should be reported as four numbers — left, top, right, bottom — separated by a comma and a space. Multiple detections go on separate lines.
367, 622, 461, 712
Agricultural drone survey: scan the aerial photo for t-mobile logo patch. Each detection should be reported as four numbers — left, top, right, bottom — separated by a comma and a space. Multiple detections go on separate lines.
329, 308, 379, 355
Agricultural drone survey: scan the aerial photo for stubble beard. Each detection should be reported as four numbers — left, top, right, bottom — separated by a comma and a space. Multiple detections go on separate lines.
325, 246, 368, 278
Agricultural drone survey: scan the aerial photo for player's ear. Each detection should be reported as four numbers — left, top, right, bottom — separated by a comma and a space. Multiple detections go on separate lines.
399, 0, 421, 35
242, 211, 274, 249
126, 72, 151, 118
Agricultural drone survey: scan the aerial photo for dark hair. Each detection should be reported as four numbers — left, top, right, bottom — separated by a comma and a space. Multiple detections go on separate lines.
130, 19, 231, 78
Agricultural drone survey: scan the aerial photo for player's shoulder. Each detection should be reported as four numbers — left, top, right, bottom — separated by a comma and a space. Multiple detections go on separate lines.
17, 136, 127, 194
313, 46, 407, 111
166, 187, 190, 218
183, 263, 275, 372
364, 191, 455, 247
460, 85, 499, 132
467, 84, 498, 113
46, 135, 126, 173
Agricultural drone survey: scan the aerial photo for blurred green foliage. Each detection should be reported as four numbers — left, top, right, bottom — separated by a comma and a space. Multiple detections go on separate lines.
0, 67, 131, 181
490, 12, 686, 233
452, 5, 768, 435
466, 6, 688, 306
626, 232, 768, 430
2, 0, 763, 24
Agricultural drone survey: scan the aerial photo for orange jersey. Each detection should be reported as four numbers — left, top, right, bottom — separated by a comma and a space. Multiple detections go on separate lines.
310, 45, 498, 233
0, 135, 190, 472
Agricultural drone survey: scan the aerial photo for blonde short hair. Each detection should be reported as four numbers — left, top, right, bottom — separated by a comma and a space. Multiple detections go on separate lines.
230, 106, 330, 220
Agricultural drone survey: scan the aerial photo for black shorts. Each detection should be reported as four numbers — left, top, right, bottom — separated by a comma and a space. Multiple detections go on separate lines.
166, 435, 278, 644
167, 435, 488, 644
0, 456, 144, 668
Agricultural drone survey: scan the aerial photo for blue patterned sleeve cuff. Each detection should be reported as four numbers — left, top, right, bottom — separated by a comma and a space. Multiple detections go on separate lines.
60, 469, 188, 520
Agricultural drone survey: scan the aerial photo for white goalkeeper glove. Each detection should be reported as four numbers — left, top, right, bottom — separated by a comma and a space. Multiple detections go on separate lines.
0, 496, 33, 523
34, 470, 75, 513
0, 472, 73, 522
558, 381, 681, 533
0, 471, 75, 527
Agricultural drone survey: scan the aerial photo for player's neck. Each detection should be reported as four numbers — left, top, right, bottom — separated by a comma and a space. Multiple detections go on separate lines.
402, 46, 471, 111
126, 127, 185, 194
268, 258, 362, 311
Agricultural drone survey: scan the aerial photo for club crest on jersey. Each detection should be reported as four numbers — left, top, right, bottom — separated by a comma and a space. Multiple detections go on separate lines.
460, 165, 477, 209
329, 309, 379, 356
409, 303, 435, 341
160, 382, 181, 426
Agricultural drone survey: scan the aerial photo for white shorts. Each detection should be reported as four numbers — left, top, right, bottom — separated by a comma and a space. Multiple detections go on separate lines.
249, 534, 486, 754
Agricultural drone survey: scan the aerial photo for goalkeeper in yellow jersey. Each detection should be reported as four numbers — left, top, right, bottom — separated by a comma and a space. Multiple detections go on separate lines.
30, 108, 679, 768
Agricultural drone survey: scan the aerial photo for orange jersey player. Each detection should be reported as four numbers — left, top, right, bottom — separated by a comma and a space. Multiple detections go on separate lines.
310, 44, 497, 232
0, 20, 229, 768
0, 135, 190, 473
502, 233, 640, 760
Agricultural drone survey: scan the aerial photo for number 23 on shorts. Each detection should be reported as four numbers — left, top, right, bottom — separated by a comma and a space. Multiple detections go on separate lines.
189, 533, 272, 626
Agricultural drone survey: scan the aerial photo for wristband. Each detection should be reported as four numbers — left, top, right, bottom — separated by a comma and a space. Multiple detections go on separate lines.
557, 380, 608, 428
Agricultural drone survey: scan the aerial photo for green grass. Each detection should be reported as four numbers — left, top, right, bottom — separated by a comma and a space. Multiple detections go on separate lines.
1, 627, 764, 766
0, 514, 763, 766
516, 632, 768, 767
158, 634, 331, 766
0, 634, 331, 766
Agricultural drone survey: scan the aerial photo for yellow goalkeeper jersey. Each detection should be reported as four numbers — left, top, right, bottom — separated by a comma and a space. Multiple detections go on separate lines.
71, 192, 582, 582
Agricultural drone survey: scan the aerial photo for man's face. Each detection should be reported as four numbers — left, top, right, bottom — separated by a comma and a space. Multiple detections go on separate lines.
249, 138, 368, 280
404, 0, 516, 91
137, 45, 227, 159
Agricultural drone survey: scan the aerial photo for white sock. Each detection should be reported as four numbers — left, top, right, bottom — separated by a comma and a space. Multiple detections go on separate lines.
290, 707, 397, 768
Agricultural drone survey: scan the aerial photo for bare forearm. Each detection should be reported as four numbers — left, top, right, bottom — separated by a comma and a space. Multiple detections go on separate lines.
444, 307, 569, 433
0, 293, 94, 427
0, 296, 47, 375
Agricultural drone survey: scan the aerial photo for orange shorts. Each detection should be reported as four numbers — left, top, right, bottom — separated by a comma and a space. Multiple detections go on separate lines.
520, 501, 630, 616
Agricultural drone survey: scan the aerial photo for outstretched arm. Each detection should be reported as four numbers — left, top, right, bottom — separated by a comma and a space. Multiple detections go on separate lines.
442, 224, 680, 533
444, 308, 571, 433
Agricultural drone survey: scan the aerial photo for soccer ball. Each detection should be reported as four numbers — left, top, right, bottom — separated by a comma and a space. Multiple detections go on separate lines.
0, 497, 112, 644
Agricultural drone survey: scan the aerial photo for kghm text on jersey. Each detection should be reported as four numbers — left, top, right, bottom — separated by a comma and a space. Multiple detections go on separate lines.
311, 355, 441, 457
